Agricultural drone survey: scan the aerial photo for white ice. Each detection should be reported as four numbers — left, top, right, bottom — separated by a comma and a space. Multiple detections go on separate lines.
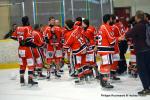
0, 65, 149, 100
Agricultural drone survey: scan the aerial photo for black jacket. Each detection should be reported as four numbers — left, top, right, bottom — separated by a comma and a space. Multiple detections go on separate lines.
126, 20, 150, 53
4, 30, 14, 39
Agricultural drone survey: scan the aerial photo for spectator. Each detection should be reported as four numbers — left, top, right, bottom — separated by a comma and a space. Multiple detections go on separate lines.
126, 10, 150, 95
144, 13, 150, 23
4, 24, 17, 39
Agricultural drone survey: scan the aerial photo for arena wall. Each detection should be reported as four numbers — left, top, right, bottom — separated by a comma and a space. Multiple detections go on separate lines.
0, 39, 19, 69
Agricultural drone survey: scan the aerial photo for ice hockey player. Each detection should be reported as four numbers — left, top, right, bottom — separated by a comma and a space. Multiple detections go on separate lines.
43, 17, 61, 80
31, 24, 46, 80
81, 19, 99, 81
96, 14, 116, 88
109, 15, 122, 81
54, 19, 64, 73
116, 19, 128, 75
62, 26, 74, 76
11, 16, 38, 86
51, 19, 63, 74
63, 19, 87, 84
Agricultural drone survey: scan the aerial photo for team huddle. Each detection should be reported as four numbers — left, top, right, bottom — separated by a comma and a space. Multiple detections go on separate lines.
11, 14, 137, 89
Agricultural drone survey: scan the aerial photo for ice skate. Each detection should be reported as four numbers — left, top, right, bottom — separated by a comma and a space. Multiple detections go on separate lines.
100, 80, 114, 89
46, 71, 51, 81
100, 74, 114, 89
111, 76, 120, 81
138, 89, 150, 96
38, 73, 46, 80
74, 77, 84, 85
54, 70, 61, 79
28, 77, 38, 87
20, 76, 25, 86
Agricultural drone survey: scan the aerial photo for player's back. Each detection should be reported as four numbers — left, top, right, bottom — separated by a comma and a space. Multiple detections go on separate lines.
97, 23, 115, 54
13, 26, 32, 43
64, 27, 86, 54
99, 24, 115, 46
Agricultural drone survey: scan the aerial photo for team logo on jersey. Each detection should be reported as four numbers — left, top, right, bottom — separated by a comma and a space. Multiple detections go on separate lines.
18, 50, 25, 57
48, 52, 53, 58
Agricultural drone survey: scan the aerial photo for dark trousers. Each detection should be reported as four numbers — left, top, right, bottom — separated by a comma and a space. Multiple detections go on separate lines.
117, 40, 128, 74
117, 53, 127, 74
136, 50, 150, 89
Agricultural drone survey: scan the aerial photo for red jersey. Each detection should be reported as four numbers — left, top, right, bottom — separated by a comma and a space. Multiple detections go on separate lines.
111, 25, 120, 53
43, 26, 52, 40
82, 26, 96, 52
11, 26, 34, 60
51, 26, 63, 48
82, 26, 96, 46
74, 25, 86, 44
63, 27, 87, 55
32, 30, 44, 47
74, 21, 82, 27
97, 23, 116, 54
112, 22, 126, 37
12, 26, 33, 45
31, 30, 44, 66
61, 27, 68, 44
43, 26, 53, 51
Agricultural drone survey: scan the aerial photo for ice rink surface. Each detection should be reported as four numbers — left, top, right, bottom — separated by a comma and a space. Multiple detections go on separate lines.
0, 67, 149, 100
